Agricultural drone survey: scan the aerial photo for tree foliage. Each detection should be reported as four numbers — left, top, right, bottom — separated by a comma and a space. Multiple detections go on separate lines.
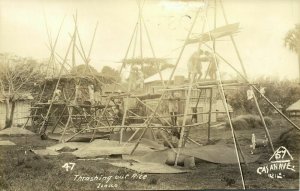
100, 66, 121, 82
284, 24, 300, 83
284, 24, 300, 53
226, 77, 300, 115
70, 64, 98, 75
0, 54, 46, 128
142, 62, 173, 79
0, 55, 46, 98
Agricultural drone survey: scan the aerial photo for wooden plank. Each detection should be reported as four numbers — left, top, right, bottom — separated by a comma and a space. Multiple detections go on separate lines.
186, 23, 240, 44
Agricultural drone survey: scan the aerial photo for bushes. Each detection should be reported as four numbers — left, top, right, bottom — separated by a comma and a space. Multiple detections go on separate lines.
277, 128, 300, 153
225, 115, 273, 130
226, 78, 300, 114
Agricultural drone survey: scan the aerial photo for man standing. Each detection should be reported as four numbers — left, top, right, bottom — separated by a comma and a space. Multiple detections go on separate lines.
187, 49, 204, 81
205, 51, 217, 80
168, 92, 180, 126
168, 91, 180, 139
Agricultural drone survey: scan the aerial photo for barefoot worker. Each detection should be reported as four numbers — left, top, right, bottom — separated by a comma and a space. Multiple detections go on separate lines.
168, 91, 180, 126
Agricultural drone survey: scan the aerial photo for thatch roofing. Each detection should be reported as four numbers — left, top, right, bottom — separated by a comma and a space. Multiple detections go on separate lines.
44, 73, 113, 85
286, 99, 300, 111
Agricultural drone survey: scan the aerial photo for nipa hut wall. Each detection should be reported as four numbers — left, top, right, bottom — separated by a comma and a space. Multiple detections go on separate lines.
0, 101, 31, 128
143, 97, 217, 123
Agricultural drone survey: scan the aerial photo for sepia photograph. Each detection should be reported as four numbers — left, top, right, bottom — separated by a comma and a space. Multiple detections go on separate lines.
0, 0, 299, 190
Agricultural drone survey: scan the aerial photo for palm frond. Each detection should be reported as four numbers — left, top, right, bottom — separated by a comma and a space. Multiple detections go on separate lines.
284, 25, 300, 53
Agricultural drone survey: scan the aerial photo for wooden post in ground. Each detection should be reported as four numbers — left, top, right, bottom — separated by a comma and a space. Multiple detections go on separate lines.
219, 0, 274, 152
60, 106, 73, 142
51, 105, 67, 133
202, 45, 300, 131
182, 88, 202, 146
97, 22, 139, 136
130, 7, 202, 155
39, 28, 76, 135
175, 76, 194, 166
207, 87, 213, 142
120, 97, 128, 144
38, 16, 66, 134
203, 5, 246, 188
251, 91, 275, 152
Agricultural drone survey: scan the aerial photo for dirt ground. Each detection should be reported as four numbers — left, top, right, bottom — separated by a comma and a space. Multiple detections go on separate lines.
0, 117, 299, 190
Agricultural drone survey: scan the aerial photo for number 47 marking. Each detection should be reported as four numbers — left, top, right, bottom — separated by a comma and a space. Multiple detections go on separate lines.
62, 162, 76, 171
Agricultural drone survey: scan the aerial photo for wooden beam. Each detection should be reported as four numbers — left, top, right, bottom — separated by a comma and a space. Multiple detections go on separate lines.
175, 76, 194, 166
207, 88, 213, 142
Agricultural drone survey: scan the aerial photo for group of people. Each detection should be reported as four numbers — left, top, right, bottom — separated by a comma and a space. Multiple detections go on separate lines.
187, 49, 217, 81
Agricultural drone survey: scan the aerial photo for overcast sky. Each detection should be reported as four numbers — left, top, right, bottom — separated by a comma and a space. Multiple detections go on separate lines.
0, 0, 299, 80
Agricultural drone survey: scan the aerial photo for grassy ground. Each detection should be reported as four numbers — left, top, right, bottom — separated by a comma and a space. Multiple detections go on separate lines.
0, 117, 299, 190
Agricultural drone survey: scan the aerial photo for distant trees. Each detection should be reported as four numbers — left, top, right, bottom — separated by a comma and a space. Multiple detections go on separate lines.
226, 77, 300, 115
0, 54, 46, 128
228, 24, 300, 115
100, 66, 121, 82
70, 64, 98, 75
284, 24, 300, 83
142, 62, 173, 79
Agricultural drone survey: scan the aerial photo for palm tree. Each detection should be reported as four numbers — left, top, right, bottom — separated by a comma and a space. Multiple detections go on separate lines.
284, 24, 300, 83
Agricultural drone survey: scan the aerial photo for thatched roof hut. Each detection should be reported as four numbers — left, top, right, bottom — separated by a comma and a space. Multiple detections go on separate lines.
40, 72, 113, 103
286, 99, 300, 116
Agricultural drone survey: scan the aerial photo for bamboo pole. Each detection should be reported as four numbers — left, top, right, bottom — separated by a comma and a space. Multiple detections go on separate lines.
206, 0, 216, 142
126, 128, 140, 143
60, 121, 208, 130
174, 4, 218, 144
186, 137, 202, 146
175, 75, 194, 166
87, 21, 99, 61
60, 106, 73, 142
39, 24, 76, 135
252, 92, 274, 152
36, 15, 65, 132
142, 16, 165, 87
219, 0, 274, 153
132, 21, 139, 58
60, 17, 99, 142
207, 88, 213, 142
75, 20, 105, 88
138, 0, 144, 74
120, 98, 128, 144
158, 129, 178, 153
51, 105, 67, 133
72, 12, 77, 68
202, 45, 300, 131
215, 80, 248, 166
98, 23, 139, 127
129, 7, 202, 155
44, 14, 66, 74
51, 17, 77, 135
219, 0, 247, 76
203, 10, 245, 189
182, 88, 205, 146
120, 22, 139, 143
59, 15, 84, 142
